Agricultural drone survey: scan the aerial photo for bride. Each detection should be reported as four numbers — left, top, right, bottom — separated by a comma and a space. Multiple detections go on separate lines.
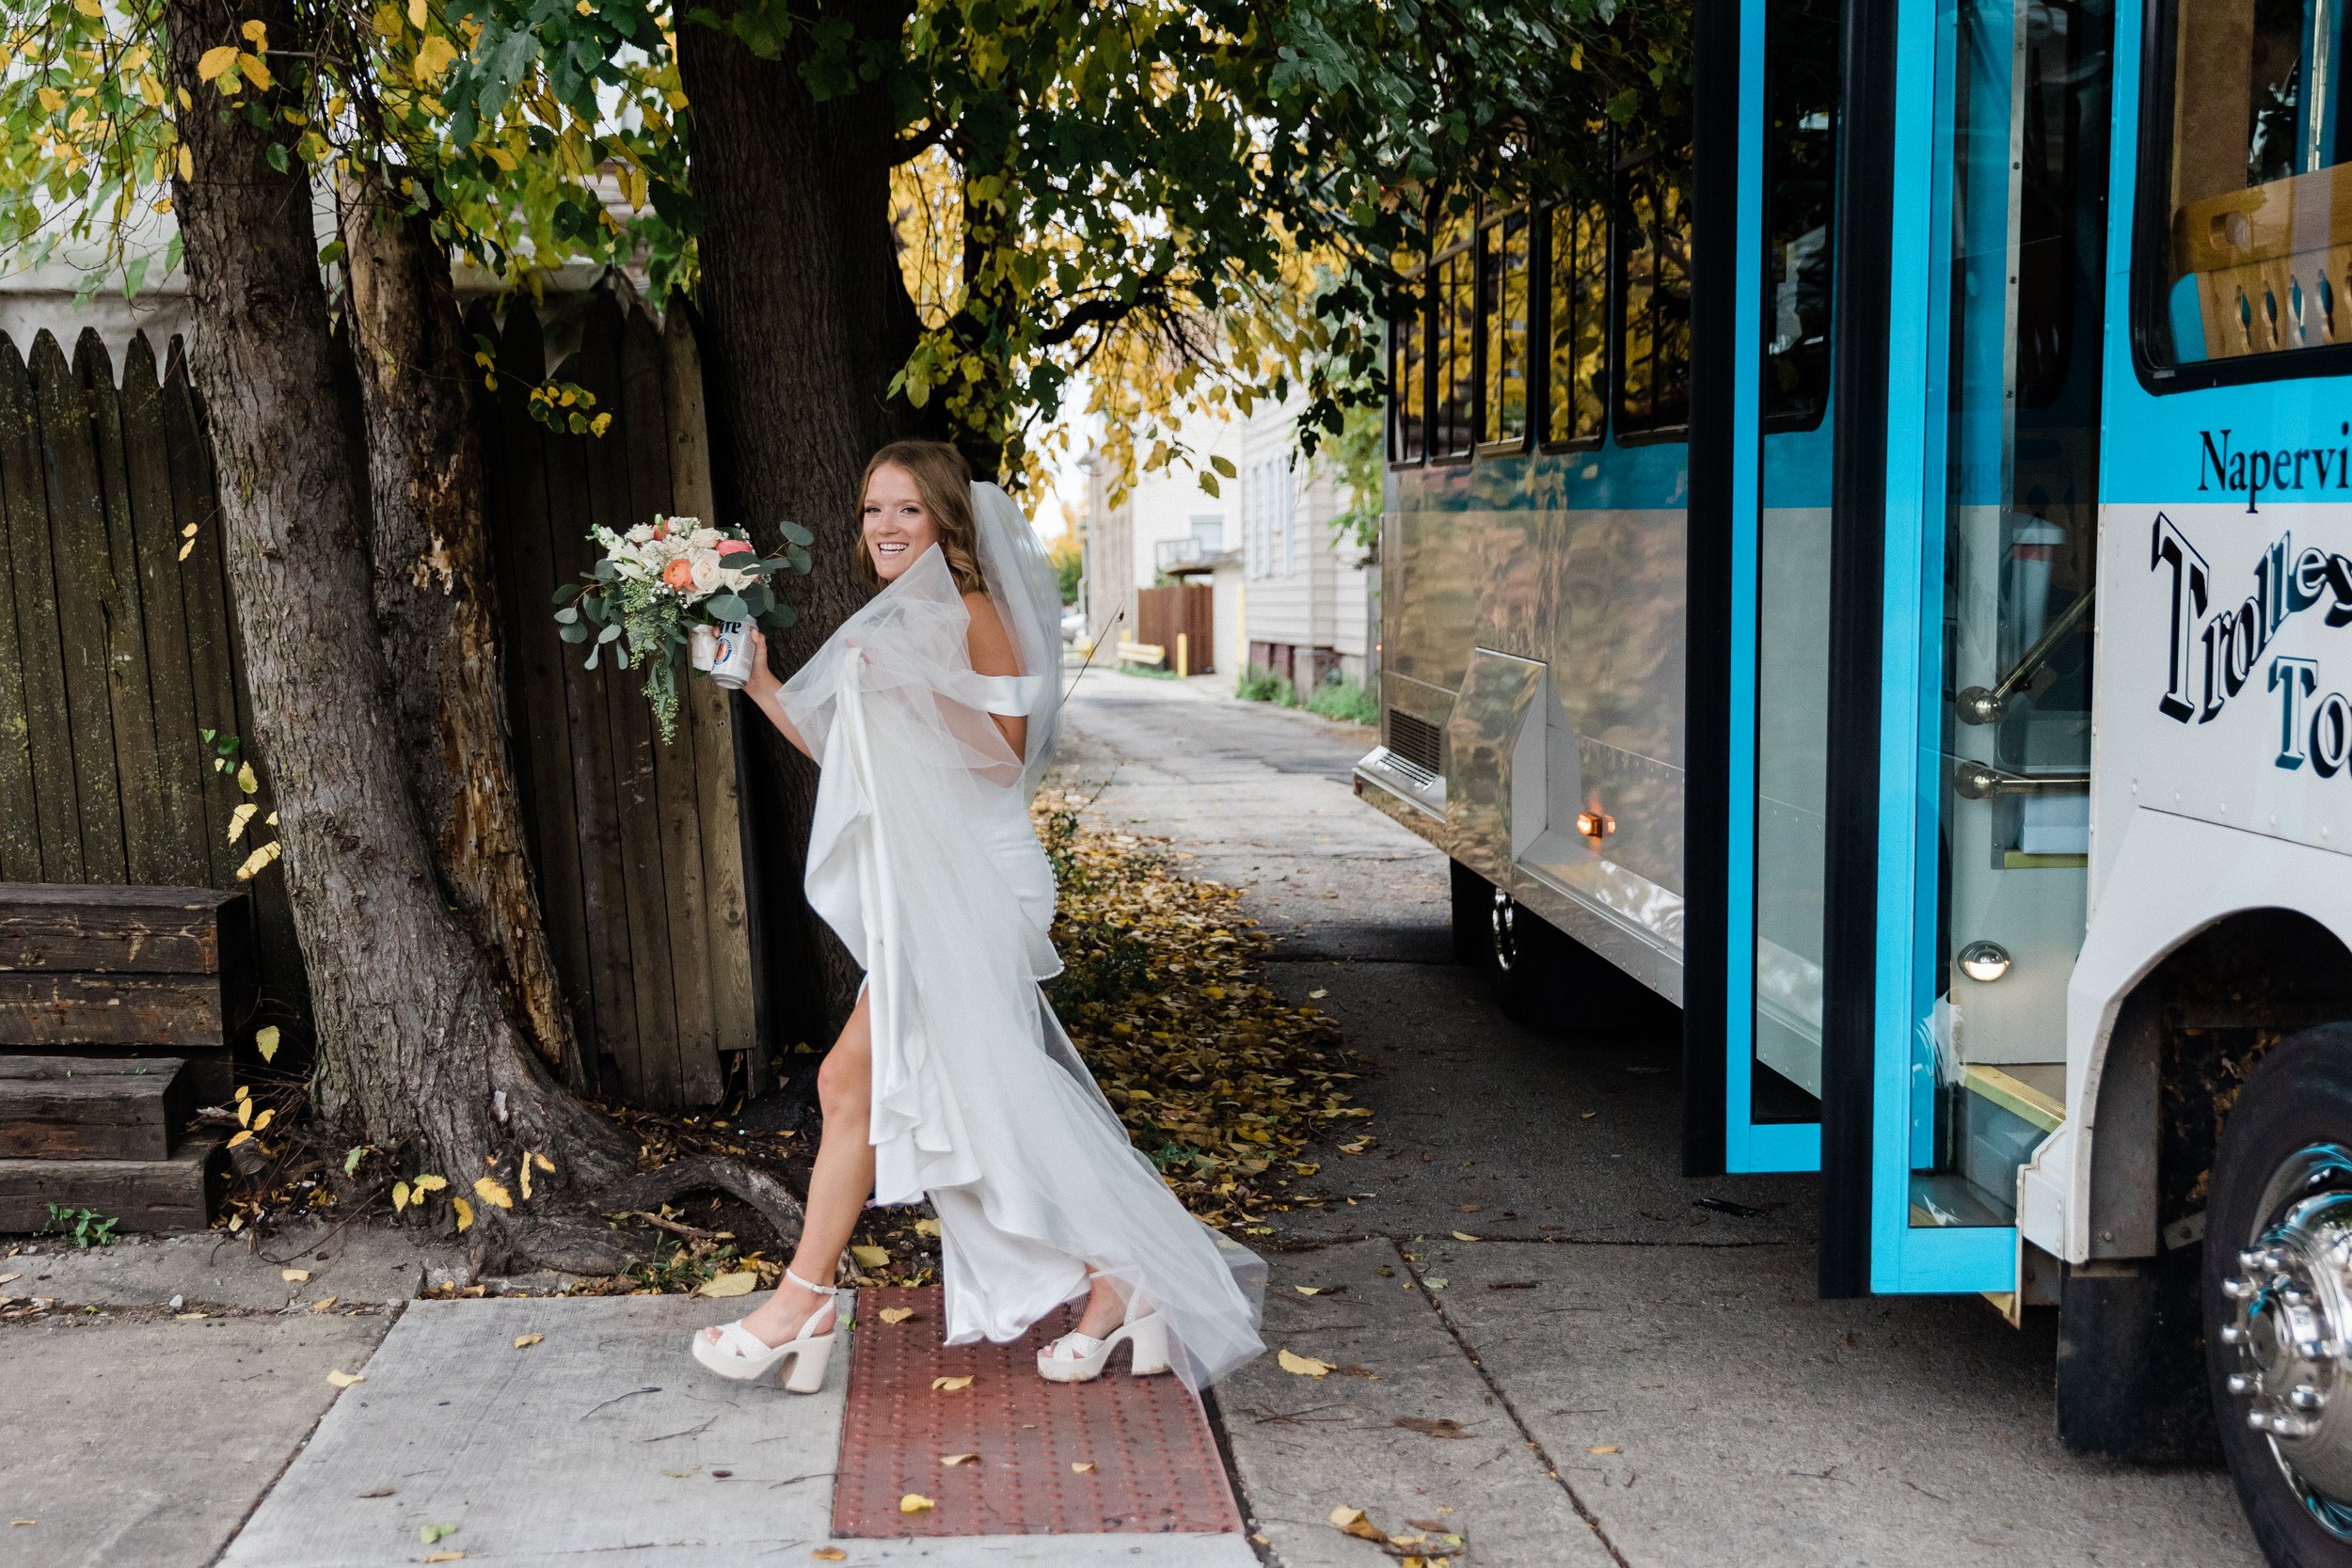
690, 440, 1265, 1393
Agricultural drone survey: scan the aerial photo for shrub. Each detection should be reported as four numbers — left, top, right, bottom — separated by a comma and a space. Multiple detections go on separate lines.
1235, 664, 1296, 705
1304, 674, 1377, 726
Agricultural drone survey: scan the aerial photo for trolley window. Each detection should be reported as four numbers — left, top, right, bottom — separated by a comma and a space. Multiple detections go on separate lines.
1617, 147, 1693, 439
1762, 6, 1836, 431
2146, 0, 2352, 370
1545, 198, 1609, 448
1479, 209, 1532, 447
1387, 277, 1426, 466
1428, 237, 1477, 459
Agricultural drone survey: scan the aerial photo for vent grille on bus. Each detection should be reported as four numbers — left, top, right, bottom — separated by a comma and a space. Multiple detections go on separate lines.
1388, 710, 1442, 775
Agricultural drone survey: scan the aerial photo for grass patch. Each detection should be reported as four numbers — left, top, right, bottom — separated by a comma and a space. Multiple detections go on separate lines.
1303, 674, 1376, 726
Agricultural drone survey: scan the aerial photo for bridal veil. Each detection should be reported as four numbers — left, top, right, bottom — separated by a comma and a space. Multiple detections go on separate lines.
773, 480, 1266, 1390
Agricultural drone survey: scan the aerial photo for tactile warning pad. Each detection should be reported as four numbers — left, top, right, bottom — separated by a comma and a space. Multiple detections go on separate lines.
833, 1287, 1245, 1538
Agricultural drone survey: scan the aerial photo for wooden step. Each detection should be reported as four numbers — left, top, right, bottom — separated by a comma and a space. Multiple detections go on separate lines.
0, 1130, 226, 1234
0, 1056, 193, 1160
0, 885, 259, 1049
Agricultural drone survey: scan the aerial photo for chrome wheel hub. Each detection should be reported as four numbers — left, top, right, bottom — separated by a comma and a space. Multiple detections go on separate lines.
1489, 889, 1518, 974
2222, 1143, 2352, 1536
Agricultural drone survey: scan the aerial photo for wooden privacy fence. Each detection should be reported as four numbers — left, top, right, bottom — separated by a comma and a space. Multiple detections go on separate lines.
0, 327, 308, 1046
1136, 582, 1214, 673
472, 288, 765, 1111
0, 285, 767, 1114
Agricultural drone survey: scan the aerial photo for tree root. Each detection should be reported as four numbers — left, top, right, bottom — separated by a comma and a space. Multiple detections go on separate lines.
465, 1154, 812, 1277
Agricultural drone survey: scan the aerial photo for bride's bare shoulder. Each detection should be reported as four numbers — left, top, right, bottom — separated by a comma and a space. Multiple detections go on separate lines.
961, 590, 1018, 675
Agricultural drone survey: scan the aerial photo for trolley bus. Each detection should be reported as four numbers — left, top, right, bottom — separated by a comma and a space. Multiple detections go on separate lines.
1354, 2, 2352, 1560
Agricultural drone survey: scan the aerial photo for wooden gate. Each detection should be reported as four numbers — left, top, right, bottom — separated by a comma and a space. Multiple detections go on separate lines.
0, 327, 310, 1049
1136, 582, 1214, 673
473, 289, 764, 1110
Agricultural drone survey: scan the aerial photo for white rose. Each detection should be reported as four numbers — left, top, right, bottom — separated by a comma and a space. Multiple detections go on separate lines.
690, 552, 723, 594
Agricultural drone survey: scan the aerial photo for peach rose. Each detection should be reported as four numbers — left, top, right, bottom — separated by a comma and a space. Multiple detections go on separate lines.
660, 557, 696, 591
715, 539, 754, 556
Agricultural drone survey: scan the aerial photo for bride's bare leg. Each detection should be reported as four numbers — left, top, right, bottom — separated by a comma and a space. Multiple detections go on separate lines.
710, 991, 874, 1348
1073, 1269, 1127, 1338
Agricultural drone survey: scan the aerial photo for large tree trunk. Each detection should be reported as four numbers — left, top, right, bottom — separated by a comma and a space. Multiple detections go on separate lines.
679, 0, 931, 1043
339, 188, 584, 1087
166, 0, 632, 1245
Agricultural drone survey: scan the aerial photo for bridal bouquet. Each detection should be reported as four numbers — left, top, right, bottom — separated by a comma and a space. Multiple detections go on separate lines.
552, 515, 814, 743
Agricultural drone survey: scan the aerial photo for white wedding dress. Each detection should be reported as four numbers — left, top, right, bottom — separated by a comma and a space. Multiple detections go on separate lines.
773, 483, 1265, 1390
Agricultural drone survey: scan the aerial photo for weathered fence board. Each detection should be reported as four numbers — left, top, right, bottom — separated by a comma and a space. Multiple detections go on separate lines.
1, 337, 84, 880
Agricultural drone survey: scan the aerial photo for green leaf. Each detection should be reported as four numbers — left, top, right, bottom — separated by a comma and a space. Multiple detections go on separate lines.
553, 606, 580, 624
558, 621, 590, 643
707, 592, 748, 622
317, 240, 346, 266
786, 546, 812, 574
1210, 454, 1237, 479
265, 142, 290, 175
777, 520, 814, 547
596, 623, 622, 643
343, 1146, 367, 1177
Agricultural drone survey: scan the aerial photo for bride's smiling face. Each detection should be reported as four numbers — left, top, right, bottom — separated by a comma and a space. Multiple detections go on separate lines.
861, 463, 939, 583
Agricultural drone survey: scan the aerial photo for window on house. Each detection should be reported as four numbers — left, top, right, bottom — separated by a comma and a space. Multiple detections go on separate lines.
1616, 144, 1694, 438
1479, 209, 1531, 446
1428, 209, 1477, 458
1546, 198, 1610, 447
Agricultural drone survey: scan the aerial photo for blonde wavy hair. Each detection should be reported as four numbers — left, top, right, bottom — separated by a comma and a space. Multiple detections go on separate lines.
857, 440, 987, 595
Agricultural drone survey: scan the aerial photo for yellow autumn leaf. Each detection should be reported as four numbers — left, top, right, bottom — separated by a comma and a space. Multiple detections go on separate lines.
1294, 1285, 1323, 1295
326, 1370, 364, 1388
519, 1160, 532, 1202
878, 1307, 915, 1324
177, 144, 193, 182
451, 1196, 472, 1233
310, 1296, 337, 1311
472, 1177, 512, 1209
281, 1268, 310, 1283
1071, 1461, 1096, 1474
412, 33, 458, 85
698, 1272, 756, 1298
411, 1174, 448, 1193
234, 842, 279, 880
914, 1217, 941, 1238
532, 1152, 555, 1172
255, 1024, 280, 1062
240, 18, 268, 44
421, 1554, 463, 1565
196, 44, 239, 82
813, 1552, 847, 1563
513, 1333, 543, 1349
930, 1375, 975, 1392
177, 535, 195, 561
236, 1098, 252, 1127
35, 87, 64, 113
406, 0, 426, 24
939, 1452, 978, 1466
235, 1085, 249, 1101
235, 761, 257, 793
265, 811, 278, 826
391, 1180, 411, 1212
1451, 1231, 1481, 1243
850, 1244, 890, 1270
898, 1494, 935, 1514
1588, 1444, 1620, 1455
252, 1108, 274, 1132
1277, 1348, 1334, 1378
237, 50, 271, 90
72, 0, 101, 14
227, 1130, 253, 1148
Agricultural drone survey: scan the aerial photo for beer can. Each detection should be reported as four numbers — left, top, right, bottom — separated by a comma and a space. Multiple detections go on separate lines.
707, 619, 756, 689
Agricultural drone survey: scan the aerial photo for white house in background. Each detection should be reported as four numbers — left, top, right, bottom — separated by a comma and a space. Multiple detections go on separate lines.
1081, 394, 1372, 689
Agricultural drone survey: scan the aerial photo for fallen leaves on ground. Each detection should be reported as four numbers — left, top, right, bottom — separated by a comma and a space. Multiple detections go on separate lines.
849, 1244, 890, 1269
419, 1523, 457, 1544
1035, 792, 1367, 1228
878, 1307, 916, 1324
326, 1370, 364, 1388
697, 1272, 757, 1298
1395, 1417, 1470, 1439
281, 1268, 310, 1282
513, 1334, 544, 1349
898, 1494, 935, 1514
930, 1375, 975, 1392
940, 1452, 979, 1466
813, 1552, 848, 1562
1588, 1445, 1619, 1455
1328, 1505, 1388, 1543
421, 1554, 463, 1564
1072, 1461, 1097, 1473
1277, 1348, 1335, 1378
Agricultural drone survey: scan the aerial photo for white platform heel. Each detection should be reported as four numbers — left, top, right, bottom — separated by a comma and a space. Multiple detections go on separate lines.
1037, 1307, 1172, 1383
691, 1268, 840, 1393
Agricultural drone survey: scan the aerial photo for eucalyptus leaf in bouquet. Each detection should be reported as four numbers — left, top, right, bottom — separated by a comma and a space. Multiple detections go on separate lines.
554, 515, 814, 742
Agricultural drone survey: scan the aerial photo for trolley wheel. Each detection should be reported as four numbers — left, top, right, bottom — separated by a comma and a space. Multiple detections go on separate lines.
2206, 1023, 2352, 1568
1480, 884, 1673, 1037
1448, 859, 1490, 966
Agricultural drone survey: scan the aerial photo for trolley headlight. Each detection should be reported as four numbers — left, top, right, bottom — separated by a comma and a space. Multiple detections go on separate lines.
1958, 941, 2012, 983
